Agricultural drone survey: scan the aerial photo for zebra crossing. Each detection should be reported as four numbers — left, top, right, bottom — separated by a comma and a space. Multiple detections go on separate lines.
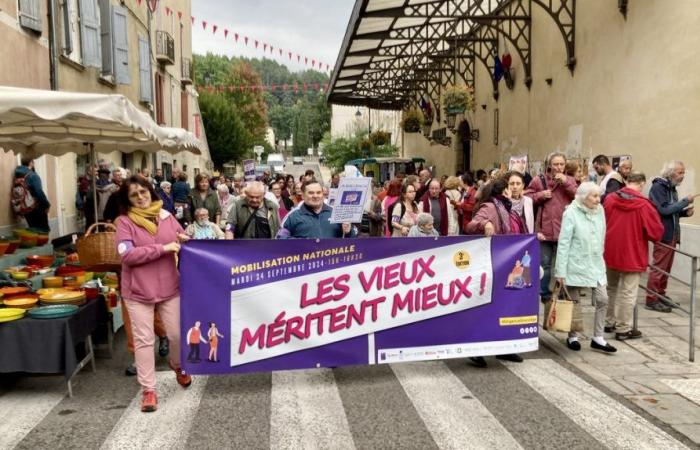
0, 355, 692, 450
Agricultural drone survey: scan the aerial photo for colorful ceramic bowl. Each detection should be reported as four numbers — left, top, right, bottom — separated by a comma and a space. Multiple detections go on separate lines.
0, 308, 26, 322
26, 255, 55, 268
3, 297, 38, 309
35, 235, 50, 246
0, 242, 9, 256
4, 239, 20, 254
42, 276, 64, 288
20, 235, 37, 248
10, 271, 30, 281
0, 286, 30, 297
28, 305, 78, 319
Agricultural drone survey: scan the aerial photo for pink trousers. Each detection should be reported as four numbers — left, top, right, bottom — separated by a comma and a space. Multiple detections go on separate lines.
124, 297, 182, 392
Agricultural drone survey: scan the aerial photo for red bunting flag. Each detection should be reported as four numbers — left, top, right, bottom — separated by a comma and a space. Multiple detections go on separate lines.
288, 51, 292, 60
244, 36, 249, 45
314, 83, 319, 90
136, 0, 141, 6
296, 54, 300, 62
228, 86, 234, 92
283, 84, 288, 91
263, 43, 267, 52
224, 29, 228, 38
218, 86, 224, 92
164, 7, 171, 16
311, 59, 315, 67
254, 40, 259, 48
191, 16, 194, 24
239, 86, 245, 92
303, 83, 308, 92
270, 45, 274, 53
234, 33, 239, 42
279, 49, 283, 56
304, 57, 308, 65
202, 21, 207, 30
271, 84, 276, 91
212, 25, 218, 35
177, 11, 182, 21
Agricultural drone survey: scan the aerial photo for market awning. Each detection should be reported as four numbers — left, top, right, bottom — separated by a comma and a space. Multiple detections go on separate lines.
328, 0, 576, 109
0, 86, 202, 155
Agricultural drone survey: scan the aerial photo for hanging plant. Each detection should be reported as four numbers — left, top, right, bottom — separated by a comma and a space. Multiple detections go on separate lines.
369, 130, 391, 146
401, 107, 424, 133
443, 84, 476, 115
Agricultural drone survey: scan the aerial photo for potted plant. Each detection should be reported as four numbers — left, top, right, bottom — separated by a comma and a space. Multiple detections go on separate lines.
443, 84, 476, 115
369, 130, 391, 146
401, 107, 424, 133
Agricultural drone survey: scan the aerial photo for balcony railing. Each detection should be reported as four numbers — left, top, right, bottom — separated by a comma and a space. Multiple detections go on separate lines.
155, 31, 175, 65
181, 58, 193, 84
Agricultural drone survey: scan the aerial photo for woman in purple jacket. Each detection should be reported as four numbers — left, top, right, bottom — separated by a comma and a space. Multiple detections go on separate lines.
116, 176, 192, 413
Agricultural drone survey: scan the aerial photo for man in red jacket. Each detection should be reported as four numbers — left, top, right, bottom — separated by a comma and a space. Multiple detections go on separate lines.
603, 172, 664, 340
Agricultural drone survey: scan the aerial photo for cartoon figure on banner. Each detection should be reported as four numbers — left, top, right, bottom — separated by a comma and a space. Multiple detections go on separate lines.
207, 322, 225, 363
186, 321, 208, 363
505, 251, 532, 289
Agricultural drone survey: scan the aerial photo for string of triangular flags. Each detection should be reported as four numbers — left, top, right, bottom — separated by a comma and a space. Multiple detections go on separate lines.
197, 83, 331, 94
133, 0, 333, 72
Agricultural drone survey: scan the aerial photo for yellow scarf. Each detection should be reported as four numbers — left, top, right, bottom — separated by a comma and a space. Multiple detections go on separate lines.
127, 200, 163, 235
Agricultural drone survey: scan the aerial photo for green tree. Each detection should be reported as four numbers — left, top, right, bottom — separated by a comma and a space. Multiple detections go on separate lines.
321, 131, 398, 173
198, 91, 248, 168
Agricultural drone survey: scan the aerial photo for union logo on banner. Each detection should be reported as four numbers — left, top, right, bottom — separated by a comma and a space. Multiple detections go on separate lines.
148, 0, 158, 13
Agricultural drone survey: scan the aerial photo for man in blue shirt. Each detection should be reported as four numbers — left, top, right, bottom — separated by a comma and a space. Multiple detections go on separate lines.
278, 180, 357, 239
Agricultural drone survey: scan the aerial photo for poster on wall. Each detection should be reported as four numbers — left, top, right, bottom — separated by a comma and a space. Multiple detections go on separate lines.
508, 155, 529, 173
179, 235, 540, 375
611, 155, 631, 171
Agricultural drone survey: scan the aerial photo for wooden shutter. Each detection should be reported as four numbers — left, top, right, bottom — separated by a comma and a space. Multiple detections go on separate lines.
79, 0, 101, 68
112, 5, 129, 84
61, 0, 72, 54
155, 72, 164, 125
180, 90, 188, 130
98, 0, 112, 75
138, 35, 152, 102
19, 0, 42, 33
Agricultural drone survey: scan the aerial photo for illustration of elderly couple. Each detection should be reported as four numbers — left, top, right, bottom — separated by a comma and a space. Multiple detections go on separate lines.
186, 321, 224, 363
505, 251, 532, 290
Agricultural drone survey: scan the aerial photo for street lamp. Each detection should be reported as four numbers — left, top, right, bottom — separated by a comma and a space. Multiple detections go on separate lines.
355, 107, 371, 134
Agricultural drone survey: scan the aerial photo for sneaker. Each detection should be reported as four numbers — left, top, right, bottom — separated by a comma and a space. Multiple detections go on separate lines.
566, 339, 581, 351
604, 325, 616, 333
616, 329, 643, 340
141, 390, 157, 413
169, 361, 192, 388
645, 302, 672, 313
124, 363, 137, 377
496, 353, 524, 363
158, 337, 170, 357
469, 356, 488, 368
591, 340, 617, 353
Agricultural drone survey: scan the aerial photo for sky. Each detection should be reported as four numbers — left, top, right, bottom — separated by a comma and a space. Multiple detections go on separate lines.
191, 0, 356, 73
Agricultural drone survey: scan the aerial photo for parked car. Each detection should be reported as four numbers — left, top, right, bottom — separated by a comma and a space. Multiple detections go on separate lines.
292, 156, 304, 165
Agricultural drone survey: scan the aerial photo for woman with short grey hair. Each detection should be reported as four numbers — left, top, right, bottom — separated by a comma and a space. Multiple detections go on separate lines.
555, 182, 617, 353
157, 181, 174, 214
408, 212, 439, 237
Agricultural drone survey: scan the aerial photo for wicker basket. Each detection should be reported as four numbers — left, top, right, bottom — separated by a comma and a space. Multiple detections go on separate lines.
76, 223, 121, 271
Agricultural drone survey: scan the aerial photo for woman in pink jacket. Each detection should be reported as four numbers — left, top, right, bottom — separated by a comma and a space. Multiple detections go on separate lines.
525, 152, 577, 302
116, 176, 192, 413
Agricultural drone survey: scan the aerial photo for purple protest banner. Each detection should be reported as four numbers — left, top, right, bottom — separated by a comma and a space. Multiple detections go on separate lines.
180, 235, 540, 375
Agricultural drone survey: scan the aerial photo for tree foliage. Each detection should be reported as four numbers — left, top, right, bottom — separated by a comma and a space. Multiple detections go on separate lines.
321, 131, 398, 173
198, 91, 248, 168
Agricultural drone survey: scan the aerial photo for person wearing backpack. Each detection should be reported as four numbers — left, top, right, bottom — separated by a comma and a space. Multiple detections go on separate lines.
390, 183, 419, 237
13, 154, 50, 232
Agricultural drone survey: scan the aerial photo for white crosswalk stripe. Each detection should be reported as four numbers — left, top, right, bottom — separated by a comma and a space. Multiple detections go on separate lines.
391, 361, 523, 450
5, 358, 693, 449
504, 359, 689, 450
0, 382, 65, 450
270, 368, 356, 450
100, 373, 208, 450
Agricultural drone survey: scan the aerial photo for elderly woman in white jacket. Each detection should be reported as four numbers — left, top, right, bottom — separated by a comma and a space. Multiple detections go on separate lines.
505, 171, 535, 234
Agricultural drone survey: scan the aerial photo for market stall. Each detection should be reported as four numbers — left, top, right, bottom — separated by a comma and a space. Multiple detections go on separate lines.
0, 86, 203, 395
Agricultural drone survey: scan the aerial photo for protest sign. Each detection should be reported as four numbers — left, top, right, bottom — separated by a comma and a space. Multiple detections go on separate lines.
329, 177, 372, 223
243, 159, 256, 181
180, 235, 540, 375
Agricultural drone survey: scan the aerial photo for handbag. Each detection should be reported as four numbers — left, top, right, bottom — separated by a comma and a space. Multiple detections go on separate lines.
545, 282, 579, 333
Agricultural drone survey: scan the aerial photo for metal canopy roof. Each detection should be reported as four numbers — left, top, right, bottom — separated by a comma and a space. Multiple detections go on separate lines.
328, 0, 576, 110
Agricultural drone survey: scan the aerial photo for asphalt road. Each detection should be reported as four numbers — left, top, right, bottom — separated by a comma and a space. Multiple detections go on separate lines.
0, 331, 691, 450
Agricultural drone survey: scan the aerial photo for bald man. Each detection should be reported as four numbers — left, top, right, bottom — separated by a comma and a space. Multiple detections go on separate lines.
225, 181, 280, 239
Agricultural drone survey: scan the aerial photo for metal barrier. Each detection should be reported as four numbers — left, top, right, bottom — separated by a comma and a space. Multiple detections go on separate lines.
635, 242, 699, 362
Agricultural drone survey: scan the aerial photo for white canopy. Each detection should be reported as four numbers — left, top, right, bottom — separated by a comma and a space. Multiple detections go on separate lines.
0, 86, 201, 155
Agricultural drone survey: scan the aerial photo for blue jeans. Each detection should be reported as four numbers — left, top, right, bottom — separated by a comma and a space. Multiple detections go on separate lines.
540, 241, 557, 301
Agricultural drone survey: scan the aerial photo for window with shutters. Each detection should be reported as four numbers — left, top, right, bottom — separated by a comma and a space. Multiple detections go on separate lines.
18, 0, 43, 33
98, 0, 112, 77
139, 35, 153, 103
78, 0, 101, 68
59, 0, 82, 63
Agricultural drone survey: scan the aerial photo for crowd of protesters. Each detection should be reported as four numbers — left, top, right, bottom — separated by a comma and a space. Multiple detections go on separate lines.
89, 153, 694, 412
